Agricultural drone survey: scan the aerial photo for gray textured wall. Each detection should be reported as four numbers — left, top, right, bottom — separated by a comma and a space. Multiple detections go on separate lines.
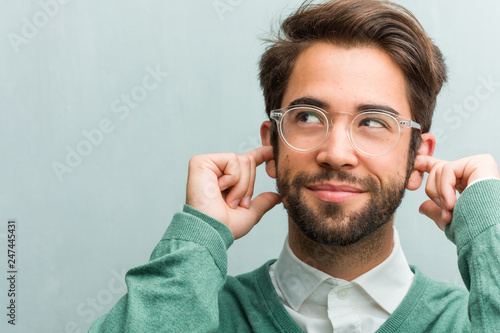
1, 0, 499, 331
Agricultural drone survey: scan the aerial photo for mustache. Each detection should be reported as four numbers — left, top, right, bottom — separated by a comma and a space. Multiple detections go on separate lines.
289, 169, 378, 192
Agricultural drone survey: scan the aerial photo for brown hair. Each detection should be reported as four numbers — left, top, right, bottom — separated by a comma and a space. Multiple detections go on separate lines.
259, 0, 447, 156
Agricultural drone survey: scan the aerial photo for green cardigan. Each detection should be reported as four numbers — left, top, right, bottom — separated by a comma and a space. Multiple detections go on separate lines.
89, 180, 500, 332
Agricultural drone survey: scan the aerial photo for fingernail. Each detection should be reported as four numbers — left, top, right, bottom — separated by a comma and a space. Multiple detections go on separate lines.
441, 209, 447, 221
243, 196, 251, 208
230, 200, 240, 209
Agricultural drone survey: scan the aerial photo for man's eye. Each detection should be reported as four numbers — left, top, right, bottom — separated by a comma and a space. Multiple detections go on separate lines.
358, 117, 388, 128
296, 111, 322, 124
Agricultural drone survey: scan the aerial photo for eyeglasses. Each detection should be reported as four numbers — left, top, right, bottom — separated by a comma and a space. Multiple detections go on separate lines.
270, 105, 421, 156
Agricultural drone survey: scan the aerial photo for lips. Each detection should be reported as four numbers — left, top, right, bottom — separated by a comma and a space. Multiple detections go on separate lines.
305, 183, 365, 203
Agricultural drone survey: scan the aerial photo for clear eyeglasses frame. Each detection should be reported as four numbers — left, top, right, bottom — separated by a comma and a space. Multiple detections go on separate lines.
270, 104, 422, 156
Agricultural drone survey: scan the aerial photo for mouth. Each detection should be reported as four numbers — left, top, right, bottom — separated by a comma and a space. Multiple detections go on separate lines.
305, 183, 366, 203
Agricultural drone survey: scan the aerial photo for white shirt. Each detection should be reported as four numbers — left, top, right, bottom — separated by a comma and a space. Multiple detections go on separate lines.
269, 229, 413, 333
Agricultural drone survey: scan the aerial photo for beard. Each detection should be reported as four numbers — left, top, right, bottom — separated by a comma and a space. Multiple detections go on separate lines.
277, 167, 408, 247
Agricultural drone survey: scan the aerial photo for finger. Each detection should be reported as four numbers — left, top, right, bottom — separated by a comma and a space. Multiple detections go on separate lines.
434, 164, 444, 206
240, 155, 257, 209
448, 155, 499, 186
442, 209, 453, 224
242, 146, 274, 167
229, 192, 281, 239
224, 156, 252, 209
414, 155, 446, 174
428, 155, 498, 189
434, 168, 453, 223
440, 164, 458, 211
248, 192, 281, 224
239, 146, 273, 209
434, 165, 453, 215
419, 200, 446, 231
424, 166, 440, 206
215, 148, 273, 208
217, 154, 241, 192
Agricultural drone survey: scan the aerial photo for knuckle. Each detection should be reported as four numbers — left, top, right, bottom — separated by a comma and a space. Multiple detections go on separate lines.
482, 154, 496, 164
424, 182, 434, 197
188, 155, 202, 167
240, 154, 254, 166
433, 167, 442, 177
479, 153, 493, 159
436, 161, 447, 171
441, 163, 452, 175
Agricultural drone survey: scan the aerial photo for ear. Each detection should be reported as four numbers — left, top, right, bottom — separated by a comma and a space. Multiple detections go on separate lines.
406, 133, 436, 191
260, 121, 277, 179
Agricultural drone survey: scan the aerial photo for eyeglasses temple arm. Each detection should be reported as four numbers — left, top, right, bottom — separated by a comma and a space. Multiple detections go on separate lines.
270, 110, 282, 120
399, 120, 421, 131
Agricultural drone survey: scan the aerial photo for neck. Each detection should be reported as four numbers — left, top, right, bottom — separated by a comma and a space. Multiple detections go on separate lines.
288, 220, 394, 281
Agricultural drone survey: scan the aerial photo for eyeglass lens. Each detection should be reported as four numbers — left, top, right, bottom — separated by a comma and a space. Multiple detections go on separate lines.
280, 108, 401, 155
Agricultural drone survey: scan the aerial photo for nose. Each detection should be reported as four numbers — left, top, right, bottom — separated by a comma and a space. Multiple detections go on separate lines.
315, 118, 358, 170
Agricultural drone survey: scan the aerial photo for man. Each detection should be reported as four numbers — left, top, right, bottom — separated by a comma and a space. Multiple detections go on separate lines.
90, 0, 500, 332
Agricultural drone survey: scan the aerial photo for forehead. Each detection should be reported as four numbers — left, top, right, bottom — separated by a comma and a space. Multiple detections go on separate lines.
281, 42, 412, 119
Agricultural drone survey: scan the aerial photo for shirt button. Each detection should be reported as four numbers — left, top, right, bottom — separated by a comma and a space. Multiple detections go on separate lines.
337, 288, 348, 300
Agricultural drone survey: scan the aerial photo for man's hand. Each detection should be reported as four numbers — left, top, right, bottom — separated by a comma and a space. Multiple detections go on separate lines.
414, 154, 500, 230
186, 146, 281, 239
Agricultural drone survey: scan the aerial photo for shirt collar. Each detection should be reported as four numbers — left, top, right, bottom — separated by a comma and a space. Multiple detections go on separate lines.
273, 228, 414, 313
352, 229, 414, 314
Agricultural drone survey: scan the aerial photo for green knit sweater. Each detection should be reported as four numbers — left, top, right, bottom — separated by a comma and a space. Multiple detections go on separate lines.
89, 180, 500, 332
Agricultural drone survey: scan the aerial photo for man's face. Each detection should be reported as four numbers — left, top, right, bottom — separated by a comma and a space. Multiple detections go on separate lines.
273, 43, 415, 246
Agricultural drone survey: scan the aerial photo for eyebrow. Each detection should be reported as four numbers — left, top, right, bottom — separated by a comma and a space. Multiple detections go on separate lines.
288, 97, 330, 109
357, 104, 400, 116
288, 97, 400, 116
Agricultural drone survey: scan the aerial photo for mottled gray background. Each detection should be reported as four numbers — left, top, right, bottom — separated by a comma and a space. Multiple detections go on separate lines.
1, 0, 499, 332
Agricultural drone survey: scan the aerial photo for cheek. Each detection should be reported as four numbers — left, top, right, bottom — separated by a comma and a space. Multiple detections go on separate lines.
375, 134, 413, 176
277, 150, 317, 174
359, 155, 406, 186
276, 153, 293, 178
